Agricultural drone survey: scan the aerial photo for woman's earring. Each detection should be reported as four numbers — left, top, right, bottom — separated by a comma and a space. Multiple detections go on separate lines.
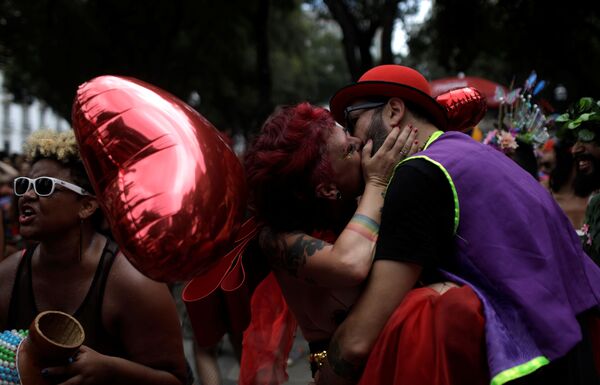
336, 191, 342, 200
78, 218, 83, 262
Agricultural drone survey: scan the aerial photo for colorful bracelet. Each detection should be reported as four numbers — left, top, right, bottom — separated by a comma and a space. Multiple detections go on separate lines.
346, 214, 379, 242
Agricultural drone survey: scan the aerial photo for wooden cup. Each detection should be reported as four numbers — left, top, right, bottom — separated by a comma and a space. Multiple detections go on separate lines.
17, 311, 85, 385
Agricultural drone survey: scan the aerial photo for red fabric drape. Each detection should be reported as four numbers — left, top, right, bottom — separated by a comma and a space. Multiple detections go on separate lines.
358, 285, 489, 385
239, 272, 298, 385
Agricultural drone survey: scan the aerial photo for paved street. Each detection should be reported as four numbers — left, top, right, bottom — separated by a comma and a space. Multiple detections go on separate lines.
184, 331, 313, 385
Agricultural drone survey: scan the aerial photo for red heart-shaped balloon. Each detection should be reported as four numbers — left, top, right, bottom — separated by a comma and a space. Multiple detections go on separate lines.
72, 76, 247, 282
436, 87, 487, 132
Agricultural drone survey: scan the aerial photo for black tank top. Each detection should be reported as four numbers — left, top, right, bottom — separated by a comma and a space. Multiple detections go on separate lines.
6, 238, 126, 356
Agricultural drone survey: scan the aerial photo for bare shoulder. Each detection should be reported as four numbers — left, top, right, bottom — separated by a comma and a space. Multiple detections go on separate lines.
0, 251, 25, 329
102, 251, 177, 332
101, 254, 186, 382
0, 251, 22, 279
106, 252, 170, 299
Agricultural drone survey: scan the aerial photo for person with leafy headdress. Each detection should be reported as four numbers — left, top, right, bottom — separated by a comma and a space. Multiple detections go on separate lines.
545, 136, 590, 231
558, 97, 600, 265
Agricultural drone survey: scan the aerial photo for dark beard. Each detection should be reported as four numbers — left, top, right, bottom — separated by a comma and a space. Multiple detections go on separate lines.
365, 108, 388, 155
573, 156, 600, 197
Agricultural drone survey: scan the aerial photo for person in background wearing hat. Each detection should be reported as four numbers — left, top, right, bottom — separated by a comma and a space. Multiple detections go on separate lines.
565, 99, 600, 200
0, 130, 189, 385
316, 65, 600, 385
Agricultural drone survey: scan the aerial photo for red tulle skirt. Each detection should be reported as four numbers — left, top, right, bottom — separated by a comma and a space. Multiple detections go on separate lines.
358, 285, 489, 385
239, 273, 297, 385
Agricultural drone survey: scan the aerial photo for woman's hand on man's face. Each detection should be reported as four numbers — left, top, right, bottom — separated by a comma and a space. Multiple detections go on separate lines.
361, 124, 418, 188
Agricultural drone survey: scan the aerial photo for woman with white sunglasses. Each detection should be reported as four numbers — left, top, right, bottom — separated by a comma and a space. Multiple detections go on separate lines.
0, 130, 188, 385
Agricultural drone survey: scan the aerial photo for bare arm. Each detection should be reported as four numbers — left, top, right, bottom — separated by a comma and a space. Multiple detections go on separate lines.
45, 254, 188, 385
263, 126, 418, 287
46, 344, 186, 385
261, 181, 386, 287
104, 256, 187, 384
316, 260, 422, 384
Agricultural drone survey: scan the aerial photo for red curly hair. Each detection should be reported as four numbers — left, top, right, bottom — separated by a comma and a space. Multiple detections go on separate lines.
244, 102, 336, 232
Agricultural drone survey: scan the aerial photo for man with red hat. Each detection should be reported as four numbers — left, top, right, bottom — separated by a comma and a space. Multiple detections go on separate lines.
316, 65, 600, 384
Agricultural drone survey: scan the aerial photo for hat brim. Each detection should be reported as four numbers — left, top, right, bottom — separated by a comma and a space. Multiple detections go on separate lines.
330, 81, 448, 131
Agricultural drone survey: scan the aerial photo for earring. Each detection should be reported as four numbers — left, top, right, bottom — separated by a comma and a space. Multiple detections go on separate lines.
78, 218, 83, 262
336, 191, 342, 200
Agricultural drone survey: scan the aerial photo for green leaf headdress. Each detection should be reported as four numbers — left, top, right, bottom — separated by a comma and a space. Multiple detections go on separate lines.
555, 97, 600, 142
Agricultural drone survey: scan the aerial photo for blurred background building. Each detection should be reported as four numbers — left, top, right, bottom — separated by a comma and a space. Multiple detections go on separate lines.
0, 71, 69, 153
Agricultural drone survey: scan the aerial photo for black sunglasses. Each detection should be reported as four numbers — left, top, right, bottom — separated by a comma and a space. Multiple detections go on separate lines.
14, 176, 93, 197
343, 101, 386, 135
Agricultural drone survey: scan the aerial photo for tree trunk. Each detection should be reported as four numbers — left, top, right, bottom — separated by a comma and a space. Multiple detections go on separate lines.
324, 0, 402, 80
380, 0, 398, 64
255, 0, 273, 120
324, 0, 361, 80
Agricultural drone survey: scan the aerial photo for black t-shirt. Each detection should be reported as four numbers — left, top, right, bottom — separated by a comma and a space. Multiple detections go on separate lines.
374, 158, 455, 280
375, 159, 600, 383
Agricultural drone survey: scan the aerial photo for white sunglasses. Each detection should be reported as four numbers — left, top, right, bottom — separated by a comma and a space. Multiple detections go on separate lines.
14, 176, 94, 197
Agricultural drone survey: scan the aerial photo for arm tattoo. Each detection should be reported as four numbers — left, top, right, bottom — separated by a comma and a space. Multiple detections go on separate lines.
327, 340, 364, 381
259, 229, 326, 278
284, 235, 326, 277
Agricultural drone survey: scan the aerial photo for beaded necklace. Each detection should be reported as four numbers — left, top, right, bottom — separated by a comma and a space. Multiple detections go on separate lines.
0, 329, 28, 385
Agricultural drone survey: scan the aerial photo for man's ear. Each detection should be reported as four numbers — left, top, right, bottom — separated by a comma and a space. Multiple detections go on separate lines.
79, 197, 100, 220
315, 182, 339, 200
386, 97, 407, 127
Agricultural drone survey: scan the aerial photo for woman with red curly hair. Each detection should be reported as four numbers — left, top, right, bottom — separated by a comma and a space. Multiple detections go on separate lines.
240, 102, 489, 385
242, 102, 417, 375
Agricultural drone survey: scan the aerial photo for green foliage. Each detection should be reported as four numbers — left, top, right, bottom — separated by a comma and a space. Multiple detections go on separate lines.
555, 97, 600, 140
0, 0, 346, 135
270, 5, 348, 106
307, 0, 415, 79
406, 0, 600, 102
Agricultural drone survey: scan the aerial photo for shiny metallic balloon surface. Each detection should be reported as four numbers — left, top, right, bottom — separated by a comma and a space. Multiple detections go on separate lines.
72, 76, 247, 282
436, 87, 487, 132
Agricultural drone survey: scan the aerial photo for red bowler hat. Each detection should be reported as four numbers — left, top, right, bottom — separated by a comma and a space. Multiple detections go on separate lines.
329, 65, 448, 130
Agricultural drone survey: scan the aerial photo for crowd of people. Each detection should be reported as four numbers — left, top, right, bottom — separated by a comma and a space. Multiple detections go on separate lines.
0, 64, 599, 385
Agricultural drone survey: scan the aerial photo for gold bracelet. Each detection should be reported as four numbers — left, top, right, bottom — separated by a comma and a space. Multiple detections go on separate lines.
308, 350, 328, 367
